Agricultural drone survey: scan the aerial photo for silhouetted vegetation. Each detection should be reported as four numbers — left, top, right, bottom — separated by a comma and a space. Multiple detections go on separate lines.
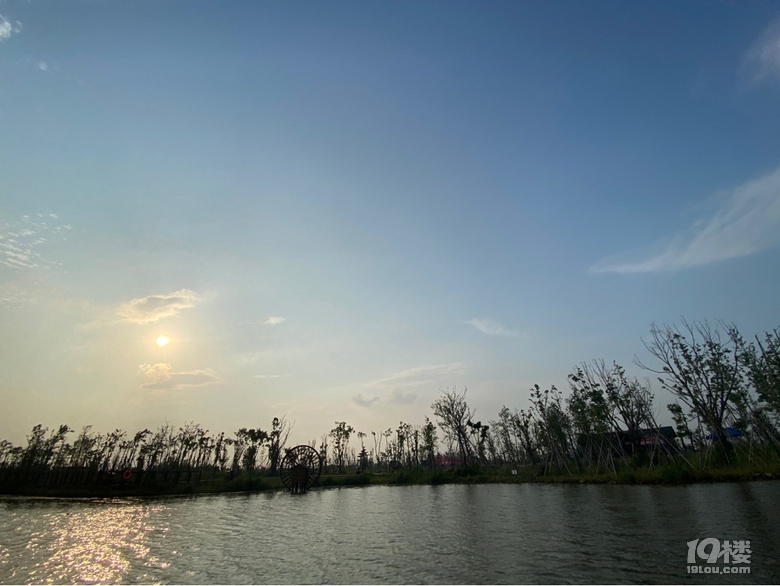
2, 319, 779, 496
0, 417, 293, 496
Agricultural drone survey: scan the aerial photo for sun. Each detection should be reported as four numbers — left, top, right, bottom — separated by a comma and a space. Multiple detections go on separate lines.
156, 335, 170, 347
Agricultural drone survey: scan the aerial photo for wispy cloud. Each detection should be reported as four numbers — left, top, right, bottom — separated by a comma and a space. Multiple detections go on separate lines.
352, 364, 464, 408
351, 393, 381, 407
261, 316, 285, 325
388, 388, 418, 405
351, 389, 418, 407
0, 214, 73, 271
0, 15, 21, 42
0, 282, 39, 306
591, 165, 780, 273
240, 316, 286, 326
370, 362, 464, 389
467, 318, 519, 337
119, 289, 199, 324
742, 17, 780, 86
139, 363, 219, 391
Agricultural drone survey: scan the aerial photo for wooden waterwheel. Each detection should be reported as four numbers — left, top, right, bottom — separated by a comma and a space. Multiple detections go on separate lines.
279, 444, 322, 494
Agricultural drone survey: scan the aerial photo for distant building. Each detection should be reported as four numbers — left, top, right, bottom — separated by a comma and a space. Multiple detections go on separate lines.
705, 427, 743, 440
601, 426, 677, 455
435, 454, 462, 467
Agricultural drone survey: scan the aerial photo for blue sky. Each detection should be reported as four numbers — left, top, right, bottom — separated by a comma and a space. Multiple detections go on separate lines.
1, 1, 779, 445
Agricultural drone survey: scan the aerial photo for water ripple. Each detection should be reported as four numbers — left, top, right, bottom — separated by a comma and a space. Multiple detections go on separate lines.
1, 483, 779, 584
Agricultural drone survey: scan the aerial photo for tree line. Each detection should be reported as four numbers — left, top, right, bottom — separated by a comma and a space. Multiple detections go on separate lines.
0, 417, 292, 490
1, 318, 779, 490
317, 319, 780, 477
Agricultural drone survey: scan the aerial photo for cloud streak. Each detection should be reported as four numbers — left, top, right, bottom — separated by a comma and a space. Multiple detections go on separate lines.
742, 17, 780, 85
0, 214, 73, 271
467, 318, 519, 337
591, 165, 780, 273
351, 393, 381, 407
352, 363, 463, 408
369, 362, 464, 389
261, 316, 285, 325
0, 282, 39, 306
240, 316, 286, 326
388, 388, 418, 405
119, 289, 200, 323
139, 363, 219, 391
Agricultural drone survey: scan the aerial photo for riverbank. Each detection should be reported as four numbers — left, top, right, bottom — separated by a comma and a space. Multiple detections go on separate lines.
3, 457, 779, 499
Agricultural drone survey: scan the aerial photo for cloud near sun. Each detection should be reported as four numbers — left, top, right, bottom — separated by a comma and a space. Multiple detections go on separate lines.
139, 363, 219, 391
118, 289, 199, 324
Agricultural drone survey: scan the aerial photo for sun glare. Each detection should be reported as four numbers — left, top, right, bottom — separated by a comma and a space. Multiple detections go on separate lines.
156, 335, 170, 347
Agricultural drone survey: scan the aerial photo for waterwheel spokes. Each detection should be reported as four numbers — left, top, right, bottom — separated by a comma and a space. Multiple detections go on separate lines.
279, 445, 322, 493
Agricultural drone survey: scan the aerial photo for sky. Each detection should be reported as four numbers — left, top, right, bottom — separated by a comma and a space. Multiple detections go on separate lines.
1, 1, 780, 447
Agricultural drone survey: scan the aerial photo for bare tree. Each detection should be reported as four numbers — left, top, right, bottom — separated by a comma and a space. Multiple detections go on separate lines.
431, 388, 475, 467
329, 421, 354, 473
744, 327, 780, 417
528, 385, 576, 474
636, 319, 744, 458
267, 416, 292, 474
421, 418, 437, 470
569, 360, 656, 457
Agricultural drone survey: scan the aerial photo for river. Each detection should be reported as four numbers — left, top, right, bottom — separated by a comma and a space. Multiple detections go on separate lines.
1, 481, 778, 584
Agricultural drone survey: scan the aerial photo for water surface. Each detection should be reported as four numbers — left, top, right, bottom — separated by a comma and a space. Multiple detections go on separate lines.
1, 482, 778, 584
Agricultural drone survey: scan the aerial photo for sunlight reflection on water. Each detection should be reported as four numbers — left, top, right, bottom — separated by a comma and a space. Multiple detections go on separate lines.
2, 500, 171, 584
